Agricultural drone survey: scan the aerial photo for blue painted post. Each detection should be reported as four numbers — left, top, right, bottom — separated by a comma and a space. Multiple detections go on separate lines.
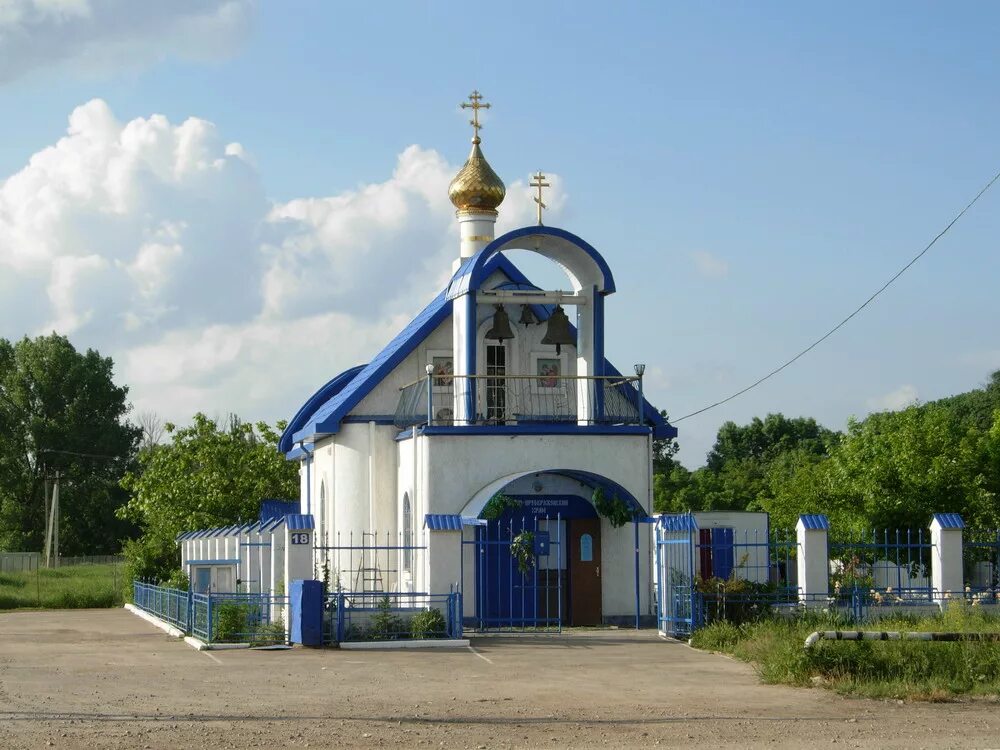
634, 519, 641, 630
556, 513, 562, 633
206, 591, 213, 644
655, 523, 664, 632
336, 592, 345, 642
186, 587, 193, 633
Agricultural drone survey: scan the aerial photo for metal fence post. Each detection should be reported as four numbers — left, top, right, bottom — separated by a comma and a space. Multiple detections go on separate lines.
336, 592, 345, 643
186, 587, 193, 634
206, 591, 214, 644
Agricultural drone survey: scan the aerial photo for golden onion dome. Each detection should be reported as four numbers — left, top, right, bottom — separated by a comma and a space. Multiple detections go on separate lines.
448, 138, 506, 213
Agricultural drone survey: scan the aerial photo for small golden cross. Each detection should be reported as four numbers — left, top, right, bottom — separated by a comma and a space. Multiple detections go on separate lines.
460, 90, 491, 143
530, 171, 550, 225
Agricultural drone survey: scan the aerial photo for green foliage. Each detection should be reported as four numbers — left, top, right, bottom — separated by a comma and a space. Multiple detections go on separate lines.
655, 372, 1000, 532
510, 530, 536, 575
118, 413, 298, 582
163, 569, 189, 591
212, 601, 250, 642
370, 595, 404, 639
691, 605, 1000, 699
652, 409, 681, 475
209, 600, 285, 645
410, 608, 447, 638
592, 486, 634, 527
0, 563, 123, 610
0, 334, 141, 554
481, 493, 522, 521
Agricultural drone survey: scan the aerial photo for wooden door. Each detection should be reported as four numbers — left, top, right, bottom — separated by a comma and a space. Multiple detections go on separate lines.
569, 518, 602, 625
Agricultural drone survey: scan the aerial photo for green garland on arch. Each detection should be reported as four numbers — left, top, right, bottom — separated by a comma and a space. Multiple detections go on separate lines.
592, 486, 634, 528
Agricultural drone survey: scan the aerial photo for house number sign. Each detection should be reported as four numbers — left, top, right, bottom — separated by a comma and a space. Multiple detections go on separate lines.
290, 532, 311, 545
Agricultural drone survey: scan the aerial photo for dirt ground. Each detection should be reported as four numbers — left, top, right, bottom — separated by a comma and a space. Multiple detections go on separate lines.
1, 610, 999, 749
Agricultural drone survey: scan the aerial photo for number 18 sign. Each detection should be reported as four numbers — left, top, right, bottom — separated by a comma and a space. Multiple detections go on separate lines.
290, 532, 311, 545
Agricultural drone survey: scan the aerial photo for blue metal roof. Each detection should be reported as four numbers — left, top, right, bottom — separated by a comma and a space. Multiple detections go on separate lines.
289, 255, 523, 447
286, 237, 674, 445
658, 514, 698, 532
260, 499, 300, 522
279, 365, 366, 454
286, 514, 315, 530
932, 513, 965, 529
798, 514, 830, 530
424, 514, 463, 531
424, 514, 485, 530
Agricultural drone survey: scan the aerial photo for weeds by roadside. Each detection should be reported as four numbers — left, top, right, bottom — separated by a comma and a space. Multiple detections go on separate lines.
690, 604, 1000, 699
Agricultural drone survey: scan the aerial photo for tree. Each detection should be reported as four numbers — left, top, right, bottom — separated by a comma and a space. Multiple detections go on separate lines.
706, 414, 835, 472
652, 410, 681, 475
822, 405, 997, 531
135, 410, 166, 451
0, 334, 140, 554
118, 413, 298, 582
658, 414, 838, 515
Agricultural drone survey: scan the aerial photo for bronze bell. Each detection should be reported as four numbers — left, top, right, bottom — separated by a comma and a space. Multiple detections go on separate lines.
518, 304, 539, 326
485, 304, 514, 342
541, 304, 575, 354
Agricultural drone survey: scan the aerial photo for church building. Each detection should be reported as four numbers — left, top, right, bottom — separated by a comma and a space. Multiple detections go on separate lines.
275, 92, 676, 628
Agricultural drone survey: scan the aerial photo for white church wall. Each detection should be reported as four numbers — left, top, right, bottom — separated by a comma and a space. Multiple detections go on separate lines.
353, 320, 454, 416
423, 433, 650, 516
421, 432, 650, 617
332, 424, 371, 540
600, 519, 651, 616
371, 423, 399, 538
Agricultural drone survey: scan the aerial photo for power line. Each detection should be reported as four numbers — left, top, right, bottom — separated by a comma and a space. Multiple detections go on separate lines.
37, 448, 118, 461
674, 167, 1000, 423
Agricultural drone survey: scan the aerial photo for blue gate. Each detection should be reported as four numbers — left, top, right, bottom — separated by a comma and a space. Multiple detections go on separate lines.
655, 514, 699, 637
464, 512, 563, 632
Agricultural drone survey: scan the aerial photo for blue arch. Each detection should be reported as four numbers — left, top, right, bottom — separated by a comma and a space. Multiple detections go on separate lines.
461, 468, 649, 519
446, 225, 616, 300
279, 364, 365, 454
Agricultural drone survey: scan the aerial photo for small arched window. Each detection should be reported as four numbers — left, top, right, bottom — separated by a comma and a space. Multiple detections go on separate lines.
402, 493, 413, 571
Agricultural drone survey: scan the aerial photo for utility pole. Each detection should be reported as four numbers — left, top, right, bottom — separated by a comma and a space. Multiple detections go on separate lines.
43, 472, 60, 568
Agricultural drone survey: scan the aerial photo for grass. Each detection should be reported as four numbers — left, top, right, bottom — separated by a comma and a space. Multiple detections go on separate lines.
690, 604, 1000, 700
0, 563, 124, 610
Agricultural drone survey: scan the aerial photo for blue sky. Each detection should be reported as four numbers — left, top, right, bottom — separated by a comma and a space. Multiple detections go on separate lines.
1, 1, 999, 466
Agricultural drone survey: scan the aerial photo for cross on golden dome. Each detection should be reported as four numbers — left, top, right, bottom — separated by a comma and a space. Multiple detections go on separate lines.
461, 90, 491, 144
530, 171, 550, 225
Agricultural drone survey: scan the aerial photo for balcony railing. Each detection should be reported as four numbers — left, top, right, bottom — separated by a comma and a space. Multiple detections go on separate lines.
394, 374, 644, 429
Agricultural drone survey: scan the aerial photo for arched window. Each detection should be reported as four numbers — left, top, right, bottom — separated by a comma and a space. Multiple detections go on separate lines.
402, 493, 413, 571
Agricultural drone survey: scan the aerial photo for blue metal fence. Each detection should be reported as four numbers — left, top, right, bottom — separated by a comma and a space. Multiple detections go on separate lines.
655, 515, 798, 636
325, 591, 463, 644
133, 581, 287, 645
133, 580, 190, 631
828, 528, 934, 601
462, 513, 564, 632
964, 529, 1000, 597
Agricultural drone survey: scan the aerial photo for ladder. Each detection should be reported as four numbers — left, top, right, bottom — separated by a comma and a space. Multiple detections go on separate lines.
354, 532, 384, 592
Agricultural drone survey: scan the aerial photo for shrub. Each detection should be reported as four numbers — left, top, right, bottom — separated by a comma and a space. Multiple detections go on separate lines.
369, 595, 404, 640
212, 601, 252, 642
411, 608, 448, 639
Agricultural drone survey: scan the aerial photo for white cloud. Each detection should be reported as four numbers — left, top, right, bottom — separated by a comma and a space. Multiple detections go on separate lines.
0, 0, 254, 84
690, 250, 729, 279
0, 99, 569, 427
867, 384, 919, 412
